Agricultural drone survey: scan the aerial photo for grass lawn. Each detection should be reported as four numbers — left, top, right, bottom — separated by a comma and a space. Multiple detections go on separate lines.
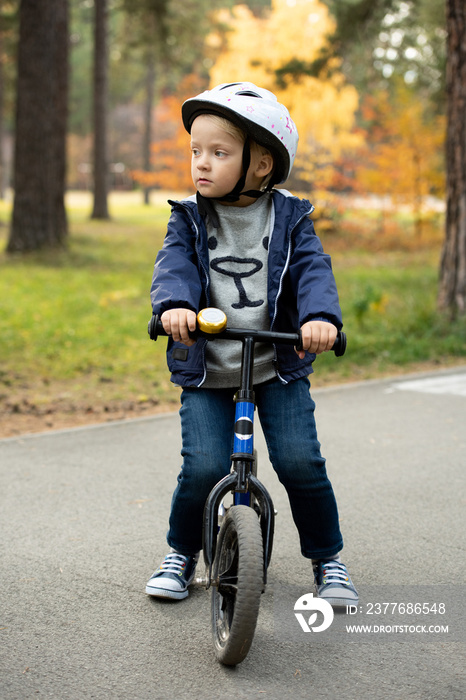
1, 191, 465, 435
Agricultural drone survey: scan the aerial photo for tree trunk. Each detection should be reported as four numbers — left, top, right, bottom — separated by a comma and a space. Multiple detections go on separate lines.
143, 50, 155, 206
438, 0, 466, 317
0, 24, 5, 200
7, 0, 68, 252
91, 0, 109, 219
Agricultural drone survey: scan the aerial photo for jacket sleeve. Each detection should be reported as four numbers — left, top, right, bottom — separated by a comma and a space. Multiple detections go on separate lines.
288, 216, 343, 330
150, 205, 204, 316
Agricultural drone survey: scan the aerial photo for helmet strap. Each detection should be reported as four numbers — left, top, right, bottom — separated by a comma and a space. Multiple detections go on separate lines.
196, 191, 221, 228
217, 136, 251, 203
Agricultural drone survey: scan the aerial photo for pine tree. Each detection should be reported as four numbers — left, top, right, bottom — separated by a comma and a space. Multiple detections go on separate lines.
7, 0, 68, 252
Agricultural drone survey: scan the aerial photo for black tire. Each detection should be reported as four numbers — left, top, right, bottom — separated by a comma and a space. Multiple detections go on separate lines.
211, 505, 264, 666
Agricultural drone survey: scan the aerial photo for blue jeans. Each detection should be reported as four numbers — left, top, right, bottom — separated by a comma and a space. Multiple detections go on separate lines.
167, 377, 343, 560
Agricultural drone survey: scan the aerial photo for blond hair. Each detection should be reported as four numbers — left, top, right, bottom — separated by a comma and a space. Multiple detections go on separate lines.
203, 113, 245, 143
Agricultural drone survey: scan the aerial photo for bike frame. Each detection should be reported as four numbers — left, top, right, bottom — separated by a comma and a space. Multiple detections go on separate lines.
202, 332, 277, 590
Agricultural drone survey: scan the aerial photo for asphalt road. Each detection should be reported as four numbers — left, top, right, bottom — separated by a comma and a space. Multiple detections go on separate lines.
1, 368, 465, 700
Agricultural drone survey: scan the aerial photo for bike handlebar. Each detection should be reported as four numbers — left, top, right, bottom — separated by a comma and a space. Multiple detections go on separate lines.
148, 314, 347, 357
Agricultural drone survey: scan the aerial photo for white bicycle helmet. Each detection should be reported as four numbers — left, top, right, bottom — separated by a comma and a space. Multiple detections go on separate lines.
182, 82, 299, 189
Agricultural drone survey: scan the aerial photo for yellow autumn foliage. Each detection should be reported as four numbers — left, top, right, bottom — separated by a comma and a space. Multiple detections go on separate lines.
209, 0, 361, 187
355, 85, 446, 230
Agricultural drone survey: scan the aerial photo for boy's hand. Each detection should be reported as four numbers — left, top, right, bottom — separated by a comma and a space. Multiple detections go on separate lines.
161, 308, 197, 346
297, 320, 338, 359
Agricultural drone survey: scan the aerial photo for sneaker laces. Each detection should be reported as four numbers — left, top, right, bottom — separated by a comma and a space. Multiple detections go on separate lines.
321, 560, 350, 587
157, 552, 189, 577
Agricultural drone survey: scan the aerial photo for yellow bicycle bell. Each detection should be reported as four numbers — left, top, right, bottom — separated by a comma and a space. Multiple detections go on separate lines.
197, 308, 227, 334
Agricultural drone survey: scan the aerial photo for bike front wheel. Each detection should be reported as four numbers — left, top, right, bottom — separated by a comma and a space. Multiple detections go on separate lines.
211, 505, 264, 666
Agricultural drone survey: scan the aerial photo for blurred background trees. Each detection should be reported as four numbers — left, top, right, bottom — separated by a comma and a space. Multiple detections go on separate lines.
7, 0, 68, 251
91, 0, 110, 219
438, 0, 465, 319
0, 0, 464, 315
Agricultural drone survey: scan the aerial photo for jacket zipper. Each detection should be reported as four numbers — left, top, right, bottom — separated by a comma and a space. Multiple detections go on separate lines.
271, 205, 315, 384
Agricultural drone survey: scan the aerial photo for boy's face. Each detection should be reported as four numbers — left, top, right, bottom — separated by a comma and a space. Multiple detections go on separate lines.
190, 115, 268, 202
190, 115, 243, 199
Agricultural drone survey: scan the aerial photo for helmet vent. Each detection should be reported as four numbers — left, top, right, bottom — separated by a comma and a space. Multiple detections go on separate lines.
236, 90, 262, 98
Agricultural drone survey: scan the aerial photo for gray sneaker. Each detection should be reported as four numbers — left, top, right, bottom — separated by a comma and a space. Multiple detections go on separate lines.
146, 550, 199, 600
313, 559, 359, 607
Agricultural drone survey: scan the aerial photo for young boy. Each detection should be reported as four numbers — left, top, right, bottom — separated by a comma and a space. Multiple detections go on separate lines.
146, 82, 358, 607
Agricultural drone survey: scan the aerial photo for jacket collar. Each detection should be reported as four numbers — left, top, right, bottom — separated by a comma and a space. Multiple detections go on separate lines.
170, 188, 314, 233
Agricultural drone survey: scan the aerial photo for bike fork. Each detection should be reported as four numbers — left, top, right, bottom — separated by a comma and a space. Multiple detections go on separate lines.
200, 336, 275, 588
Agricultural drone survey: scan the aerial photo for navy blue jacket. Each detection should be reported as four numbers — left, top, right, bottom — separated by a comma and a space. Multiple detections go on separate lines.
150, 189, 342, 387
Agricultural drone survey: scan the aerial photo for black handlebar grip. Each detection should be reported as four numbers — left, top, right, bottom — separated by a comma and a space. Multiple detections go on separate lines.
148, 315, 163, 340
296, 329, 347, 356
333, 331, 347, 357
